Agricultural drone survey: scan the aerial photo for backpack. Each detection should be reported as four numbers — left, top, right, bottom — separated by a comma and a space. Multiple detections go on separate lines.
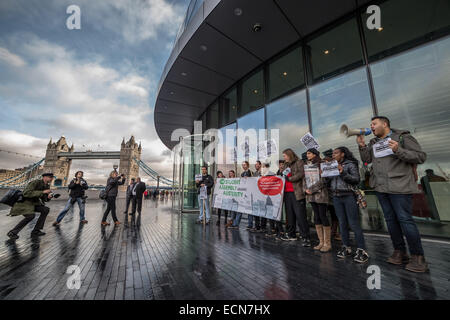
99, 189, 107, 200
0, 189, 24, 207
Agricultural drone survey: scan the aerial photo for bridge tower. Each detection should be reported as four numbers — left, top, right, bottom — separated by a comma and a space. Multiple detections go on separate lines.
43, 136, 74, 187
119, 136, 141, 190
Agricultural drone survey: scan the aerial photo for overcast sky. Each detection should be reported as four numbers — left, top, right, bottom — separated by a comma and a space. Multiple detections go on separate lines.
0, 0, 189, 185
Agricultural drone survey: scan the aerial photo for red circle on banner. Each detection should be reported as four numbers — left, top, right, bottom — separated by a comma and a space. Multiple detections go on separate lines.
257, 176, 283, 196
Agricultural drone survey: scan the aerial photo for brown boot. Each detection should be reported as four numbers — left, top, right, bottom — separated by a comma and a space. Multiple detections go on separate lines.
405, 255, 429, 273
320, 226, 332, 253
314, 225, 324, 250
387, 250, 410, 265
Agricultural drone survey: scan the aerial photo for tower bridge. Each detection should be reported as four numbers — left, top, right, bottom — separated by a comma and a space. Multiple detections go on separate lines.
0, 136, 174, 189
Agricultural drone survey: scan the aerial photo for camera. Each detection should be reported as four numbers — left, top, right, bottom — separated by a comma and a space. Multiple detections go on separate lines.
252, 23, 262, 32
49, 192, 61, 199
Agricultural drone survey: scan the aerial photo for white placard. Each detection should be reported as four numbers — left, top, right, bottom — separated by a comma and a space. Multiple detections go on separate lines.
199, 185, 208, 199
320, 160, 340, 177
282, 167, 291, 176
304, 165, 320, 189
212, 177, 285, 221
195, 174, 202, 182
373, 138, 394, 158
301, 132, 320, 150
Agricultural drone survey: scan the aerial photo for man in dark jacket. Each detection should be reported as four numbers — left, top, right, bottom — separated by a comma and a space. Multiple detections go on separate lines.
124, 178, 135, 214
357, 116, 427, 272
7, 173, 55, 239
131, 177, 146, 215
53, 171, 89, 225
195, 166, 214, 224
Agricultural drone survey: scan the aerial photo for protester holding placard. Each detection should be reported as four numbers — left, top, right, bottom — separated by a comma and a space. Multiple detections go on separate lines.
195, 166, 214, 225
241, 161, 256, 231
322, 148, 341, 241
280, 149, 311, 247
253, 161, 267, 233
215, 171, 228, 226
227, 170, 240, 229
268, 160, 286, 239
325, 147, 369, 263
357, 116, 427, 272
304, 148, 331, 252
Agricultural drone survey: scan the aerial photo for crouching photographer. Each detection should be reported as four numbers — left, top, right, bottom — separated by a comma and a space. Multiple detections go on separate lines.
53, 171, 89, 226
7, 172, 58, 239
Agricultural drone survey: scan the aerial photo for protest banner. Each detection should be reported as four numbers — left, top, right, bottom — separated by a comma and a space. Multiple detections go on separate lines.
304, 164, 320, 189
212, 176, 285, 221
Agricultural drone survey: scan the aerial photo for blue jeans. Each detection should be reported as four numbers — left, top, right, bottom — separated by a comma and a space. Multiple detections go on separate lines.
376, 192, 424, 255
198, 195, 210, 222
232, 212, 242, 227
247, 214, 254, 228
57, 197, 85, 222
333, 195, 366, 250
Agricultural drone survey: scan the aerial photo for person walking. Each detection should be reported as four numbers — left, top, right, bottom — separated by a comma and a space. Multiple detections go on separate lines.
357, 116, 428, 272
280, 149, 311, 247
7, 173, 55, 239
131, 177, 146, 215
53, 171, 89, 226
304, 148, 331, 252
101, 171, 126, 226
326, 147, 369, 263
195, 166, 214, 224
124, 178, 135, 214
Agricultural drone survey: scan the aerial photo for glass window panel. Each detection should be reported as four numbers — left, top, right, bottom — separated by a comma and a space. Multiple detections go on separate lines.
216, 122, 237, 177
236, 108, 265, 175
269, 47, 305, 101
240, 70, 265, 117
309, 67, 373, 161
206, 101, 218, 130
371, 36, 450, 228
266, 89, 309, 170
362, 0, 450, 60
307, 18, 364, 81
201, 112, 206, 133
219, 87, 238, 126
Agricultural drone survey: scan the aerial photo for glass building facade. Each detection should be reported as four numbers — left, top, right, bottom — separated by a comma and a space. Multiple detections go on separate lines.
173, 0, 450, 238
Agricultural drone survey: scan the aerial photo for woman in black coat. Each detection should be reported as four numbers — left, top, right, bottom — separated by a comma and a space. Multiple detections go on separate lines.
101, 171, 126, 226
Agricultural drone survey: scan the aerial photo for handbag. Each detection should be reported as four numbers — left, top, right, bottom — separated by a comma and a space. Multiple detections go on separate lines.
350, 186, 368, 209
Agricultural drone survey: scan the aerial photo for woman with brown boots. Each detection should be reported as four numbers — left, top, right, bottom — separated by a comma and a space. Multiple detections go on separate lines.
303, 148, 332, 253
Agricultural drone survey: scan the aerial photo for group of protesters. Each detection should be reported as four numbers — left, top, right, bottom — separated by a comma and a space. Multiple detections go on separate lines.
196, 116, 428, 273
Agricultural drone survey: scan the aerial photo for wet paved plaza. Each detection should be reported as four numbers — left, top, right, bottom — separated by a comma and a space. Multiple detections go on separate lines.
0, 198, 449, 300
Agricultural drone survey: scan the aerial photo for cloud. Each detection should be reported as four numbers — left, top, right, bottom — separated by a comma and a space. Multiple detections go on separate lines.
85, 0, 185, 44
0, 47, 26, 67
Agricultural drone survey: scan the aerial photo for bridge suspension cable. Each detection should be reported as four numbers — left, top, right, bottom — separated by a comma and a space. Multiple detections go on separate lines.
0, 158, 45, 187
133, 158, 175, 186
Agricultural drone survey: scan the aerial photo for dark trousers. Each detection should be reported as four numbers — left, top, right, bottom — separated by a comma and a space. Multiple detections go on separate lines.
311, 202, 330, 226
217, 209, 228, 222
124, 195, 133, 213
333, 195, 366, 249
260, 217, 267, 230
132, 194, 143, 214
102, 196, 118, 222
10, 205, 49, 234
269, 219, 284, 235
284, 192, 310, 238
376, 192, 424, 255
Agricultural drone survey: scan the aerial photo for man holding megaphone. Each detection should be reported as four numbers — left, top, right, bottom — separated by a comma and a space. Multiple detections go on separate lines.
355, 116, 428, 273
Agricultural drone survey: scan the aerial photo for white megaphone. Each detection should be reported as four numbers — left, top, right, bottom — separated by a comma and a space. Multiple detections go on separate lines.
340, 124, 372, 138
